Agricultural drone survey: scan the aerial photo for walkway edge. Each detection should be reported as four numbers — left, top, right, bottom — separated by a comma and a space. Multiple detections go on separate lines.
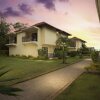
13, 59, 85, 85
49, 72, 85, 100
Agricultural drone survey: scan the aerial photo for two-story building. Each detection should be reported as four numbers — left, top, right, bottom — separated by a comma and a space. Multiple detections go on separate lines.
69, 37, 86, 51
6, 22, 71, 57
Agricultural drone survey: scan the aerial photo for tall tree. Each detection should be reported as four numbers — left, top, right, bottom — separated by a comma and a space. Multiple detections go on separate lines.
0, 14, 10, 50
56, 35, 69, 63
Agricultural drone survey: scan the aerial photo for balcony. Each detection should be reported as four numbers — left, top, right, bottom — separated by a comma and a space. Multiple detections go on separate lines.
22, 33, 38, 45
22, 37, 37, 45
6, 37, 17, 46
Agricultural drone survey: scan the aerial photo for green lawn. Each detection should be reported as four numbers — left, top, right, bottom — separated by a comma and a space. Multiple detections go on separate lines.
55, 73, 100, 100
0, 56, 81, 86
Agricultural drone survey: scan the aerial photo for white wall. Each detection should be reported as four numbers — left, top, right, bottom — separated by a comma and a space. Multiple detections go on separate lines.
9, 32, 38, 57
42, 27, 58, 45
76, 40, 83, 50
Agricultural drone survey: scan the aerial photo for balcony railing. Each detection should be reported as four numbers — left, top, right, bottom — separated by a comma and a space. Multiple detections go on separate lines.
9, 39, 16, 44
6, 39, 16, 46
22, 37, 37, 42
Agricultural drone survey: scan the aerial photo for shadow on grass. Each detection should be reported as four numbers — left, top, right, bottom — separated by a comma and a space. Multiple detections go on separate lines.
0, 86, 23, 96
0, 66, 23, 96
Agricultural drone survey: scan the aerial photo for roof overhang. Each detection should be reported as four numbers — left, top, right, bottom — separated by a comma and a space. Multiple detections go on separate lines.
70, 37, 86, 43
14, 26, 38, 34
34, 22, 71, 36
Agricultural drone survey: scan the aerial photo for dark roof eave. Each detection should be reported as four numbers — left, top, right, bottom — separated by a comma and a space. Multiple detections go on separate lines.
34, 22, 71, 36
71, 37, 86, 43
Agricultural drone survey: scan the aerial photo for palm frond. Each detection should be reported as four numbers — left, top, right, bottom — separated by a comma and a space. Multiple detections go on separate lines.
0, 66, 23, 96
0, 86, 22, 96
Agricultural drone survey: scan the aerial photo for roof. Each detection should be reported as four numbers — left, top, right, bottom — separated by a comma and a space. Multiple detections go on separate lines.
34, 22, 71, 36
70, 37, 86, 43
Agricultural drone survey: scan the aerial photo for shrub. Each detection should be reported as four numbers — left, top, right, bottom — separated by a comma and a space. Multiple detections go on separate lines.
68, 51, 78, 57
0, 50, 9, 56
21, 55, 28, 59
27, 55, 34, 59
85, 63, 100, 72
91, 51, 99, 63
38, 47, 48, 59
53, 48, 63, 59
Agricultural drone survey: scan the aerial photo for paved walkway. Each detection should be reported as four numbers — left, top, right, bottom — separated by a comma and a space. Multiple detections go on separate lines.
0, 59, 91, 100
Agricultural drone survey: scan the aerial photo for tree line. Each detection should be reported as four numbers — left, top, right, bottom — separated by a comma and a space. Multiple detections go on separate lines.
0, 15, 28, 52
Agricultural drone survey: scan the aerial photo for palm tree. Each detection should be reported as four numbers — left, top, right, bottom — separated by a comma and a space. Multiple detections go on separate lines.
95, 0, 100, 21
0, 66, 22, 96
56, 35, 69, 64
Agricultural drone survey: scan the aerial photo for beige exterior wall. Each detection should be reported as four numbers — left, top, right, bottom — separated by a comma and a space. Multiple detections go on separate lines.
9, 32, 38, 57
69, 40, 83, 51
76, 40, 83, 50
41, 27, 58, 45
42, 44, 55, 54
39, 27, 58, 55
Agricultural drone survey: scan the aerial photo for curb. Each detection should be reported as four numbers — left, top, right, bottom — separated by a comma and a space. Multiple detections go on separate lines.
48, 72, 85, 100
13, 59, 86, 86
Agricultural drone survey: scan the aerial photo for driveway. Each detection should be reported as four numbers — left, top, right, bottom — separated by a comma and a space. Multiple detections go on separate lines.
0, 59, 91, 100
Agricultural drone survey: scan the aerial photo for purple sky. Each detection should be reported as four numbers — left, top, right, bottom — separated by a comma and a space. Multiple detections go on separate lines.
0, 0, 100, 49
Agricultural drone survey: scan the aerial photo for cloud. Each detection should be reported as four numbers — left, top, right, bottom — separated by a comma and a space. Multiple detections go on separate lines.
18, 3, 33, 15
35, 0, 69, 11
4, 7, 21, 17
59, 0, 69, 2
36, 0, 55, 11
1, 3, 33, 18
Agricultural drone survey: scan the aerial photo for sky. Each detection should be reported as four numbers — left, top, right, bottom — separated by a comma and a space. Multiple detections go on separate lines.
0, 0, 100, 49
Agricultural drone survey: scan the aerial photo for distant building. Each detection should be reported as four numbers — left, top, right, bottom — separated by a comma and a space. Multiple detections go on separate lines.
88, 47, 95, 52
69, 37, 86, 51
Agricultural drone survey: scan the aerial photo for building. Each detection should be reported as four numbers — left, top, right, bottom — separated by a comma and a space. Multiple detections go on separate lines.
69, 37, 86, 51
6, 22, 71, 57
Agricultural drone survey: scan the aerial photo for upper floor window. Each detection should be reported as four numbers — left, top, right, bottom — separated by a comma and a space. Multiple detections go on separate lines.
22, 33, 38, 42
8, 34, 17, 44
32, 33, 37, 41
70, 40, 76, 47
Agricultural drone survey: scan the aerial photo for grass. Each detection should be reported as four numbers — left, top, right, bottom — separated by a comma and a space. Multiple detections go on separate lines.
0, 56, 82, 86
55, 73, 100, 100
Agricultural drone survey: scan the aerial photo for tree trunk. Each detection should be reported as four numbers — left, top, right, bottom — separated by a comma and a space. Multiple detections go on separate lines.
62, 46, 65, 64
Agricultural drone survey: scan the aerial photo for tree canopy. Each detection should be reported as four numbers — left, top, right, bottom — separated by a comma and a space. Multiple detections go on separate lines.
0, 15, 10, 50
56, 35, 70, 63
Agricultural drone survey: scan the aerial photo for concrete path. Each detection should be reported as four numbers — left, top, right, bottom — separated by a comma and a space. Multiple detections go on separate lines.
0, 59, 91, 100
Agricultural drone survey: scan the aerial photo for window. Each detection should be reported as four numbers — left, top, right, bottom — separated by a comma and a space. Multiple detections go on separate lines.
32, 33, 37, 41
9, 35, 17, 43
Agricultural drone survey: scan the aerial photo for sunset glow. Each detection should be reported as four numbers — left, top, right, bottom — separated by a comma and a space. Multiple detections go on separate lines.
0, 0, 100, 49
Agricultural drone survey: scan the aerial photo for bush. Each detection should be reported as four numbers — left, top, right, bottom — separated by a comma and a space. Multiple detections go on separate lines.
53, 48, 63, 59
21, 55, 28, 59
68, 51, 78, 57
91, 51, 99, 63
85, 63, 100, 72
0, 50, 9, 56
38, 47, 48, 59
